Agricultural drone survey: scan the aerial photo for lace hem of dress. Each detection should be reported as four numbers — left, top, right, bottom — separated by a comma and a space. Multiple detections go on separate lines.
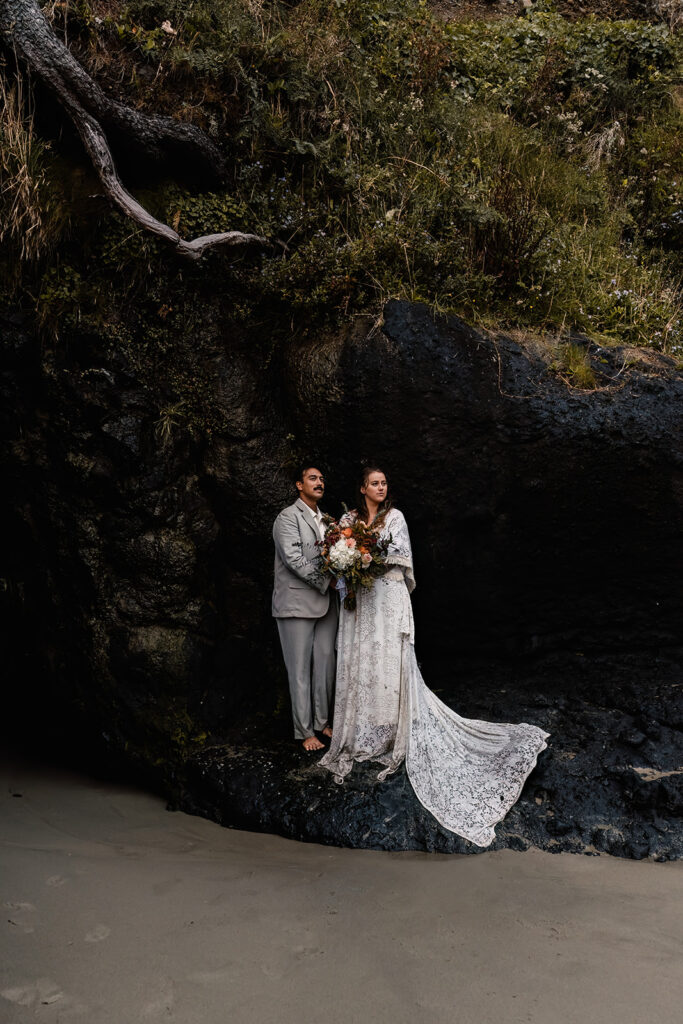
320, 723, 404, 784
326, 750, 404, 786
407, 730, 550, 847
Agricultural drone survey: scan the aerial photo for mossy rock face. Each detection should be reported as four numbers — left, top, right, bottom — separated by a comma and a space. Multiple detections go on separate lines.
126, 530, 198, 582
126, 625, 197, 680
3, 298, 683, 786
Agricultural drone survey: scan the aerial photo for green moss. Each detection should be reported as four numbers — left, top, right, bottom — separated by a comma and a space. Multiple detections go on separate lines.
122, 700, 209, 781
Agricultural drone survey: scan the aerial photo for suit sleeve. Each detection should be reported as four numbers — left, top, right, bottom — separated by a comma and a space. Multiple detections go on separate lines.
273, 509, 330, 594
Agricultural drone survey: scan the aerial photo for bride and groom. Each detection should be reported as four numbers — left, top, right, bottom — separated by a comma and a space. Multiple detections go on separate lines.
272, 463, 549, 847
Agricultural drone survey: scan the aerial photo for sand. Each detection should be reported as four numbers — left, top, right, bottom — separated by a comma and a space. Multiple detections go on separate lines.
1, 755, 682, 1024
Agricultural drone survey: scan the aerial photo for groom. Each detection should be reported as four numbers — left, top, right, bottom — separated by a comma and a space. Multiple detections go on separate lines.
272, 464, 338, 751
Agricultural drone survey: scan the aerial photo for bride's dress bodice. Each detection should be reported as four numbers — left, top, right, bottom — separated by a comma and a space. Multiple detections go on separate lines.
319, 507, 549, 847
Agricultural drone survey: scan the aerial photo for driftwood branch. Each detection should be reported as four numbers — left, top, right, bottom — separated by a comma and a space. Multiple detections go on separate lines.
0, 0, 268, 260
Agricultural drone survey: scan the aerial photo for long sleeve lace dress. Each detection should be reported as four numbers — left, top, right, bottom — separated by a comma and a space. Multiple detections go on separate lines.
318, 508, 549, 847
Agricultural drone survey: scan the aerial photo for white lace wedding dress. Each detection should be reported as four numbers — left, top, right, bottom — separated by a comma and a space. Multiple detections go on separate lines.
319, 508, 550, 847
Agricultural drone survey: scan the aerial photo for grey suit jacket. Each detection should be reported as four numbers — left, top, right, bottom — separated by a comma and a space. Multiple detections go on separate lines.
272, 499, 331, 618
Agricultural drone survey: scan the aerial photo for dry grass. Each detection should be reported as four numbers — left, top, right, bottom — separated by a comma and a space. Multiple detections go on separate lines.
651, 0, 683, 31
582, 120, 625, 170
0, 73, 63, 262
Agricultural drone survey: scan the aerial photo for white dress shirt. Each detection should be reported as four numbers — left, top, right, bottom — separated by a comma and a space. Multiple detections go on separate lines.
304, 504, 325, 541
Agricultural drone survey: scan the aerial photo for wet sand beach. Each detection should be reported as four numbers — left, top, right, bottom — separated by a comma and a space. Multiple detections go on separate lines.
1, 755, 682, 1024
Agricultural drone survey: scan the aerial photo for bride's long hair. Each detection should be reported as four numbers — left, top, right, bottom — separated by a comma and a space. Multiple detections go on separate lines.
356, 465, 393, 525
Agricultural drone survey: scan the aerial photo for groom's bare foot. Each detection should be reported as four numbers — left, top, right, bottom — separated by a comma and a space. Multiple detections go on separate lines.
302, 736, 324, 752
322, 726, 333, 738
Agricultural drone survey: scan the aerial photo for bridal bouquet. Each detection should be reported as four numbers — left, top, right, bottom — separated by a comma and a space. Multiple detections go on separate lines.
319, 516, 391, 610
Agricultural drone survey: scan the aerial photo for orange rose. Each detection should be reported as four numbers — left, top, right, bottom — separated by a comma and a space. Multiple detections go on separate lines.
342, 527, 353, 537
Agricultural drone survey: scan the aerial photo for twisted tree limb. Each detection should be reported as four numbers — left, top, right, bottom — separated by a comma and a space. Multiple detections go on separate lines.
0, 0, 268, 260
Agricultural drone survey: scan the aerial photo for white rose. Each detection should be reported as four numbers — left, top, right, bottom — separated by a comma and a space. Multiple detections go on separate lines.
330, 539, 359, 571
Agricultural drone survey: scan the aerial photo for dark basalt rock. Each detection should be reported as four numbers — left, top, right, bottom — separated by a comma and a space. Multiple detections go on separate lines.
2, 299, 682, 857
178, 649, 683, 859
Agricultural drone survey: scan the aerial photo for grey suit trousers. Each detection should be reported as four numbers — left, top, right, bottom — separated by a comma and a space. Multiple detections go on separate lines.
276, 600, 338, 739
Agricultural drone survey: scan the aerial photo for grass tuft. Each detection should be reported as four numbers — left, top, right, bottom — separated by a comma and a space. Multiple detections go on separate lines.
551, 341, 598, 389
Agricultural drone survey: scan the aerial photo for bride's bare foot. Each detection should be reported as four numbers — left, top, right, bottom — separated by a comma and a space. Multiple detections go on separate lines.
322, 726, 333, 738
302, 735, 324, 752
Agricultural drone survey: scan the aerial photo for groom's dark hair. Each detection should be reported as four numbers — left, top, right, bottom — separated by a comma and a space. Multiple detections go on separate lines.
294, 461, 326, 486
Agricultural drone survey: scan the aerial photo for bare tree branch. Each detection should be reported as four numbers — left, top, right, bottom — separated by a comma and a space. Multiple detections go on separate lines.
0, 0, 269, 260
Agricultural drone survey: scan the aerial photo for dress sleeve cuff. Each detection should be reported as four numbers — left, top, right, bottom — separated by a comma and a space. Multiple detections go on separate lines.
386, 554, 412, 568
385, 555, 416, 593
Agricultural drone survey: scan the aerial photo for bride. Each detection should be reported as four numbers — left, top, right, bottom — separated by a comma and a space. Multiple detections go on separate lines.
319, 466, 549, 847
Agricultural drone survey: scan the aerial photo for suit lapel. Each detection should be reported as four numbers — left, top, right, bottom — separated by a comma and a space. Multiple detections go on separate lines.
295, 499, 319, 541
